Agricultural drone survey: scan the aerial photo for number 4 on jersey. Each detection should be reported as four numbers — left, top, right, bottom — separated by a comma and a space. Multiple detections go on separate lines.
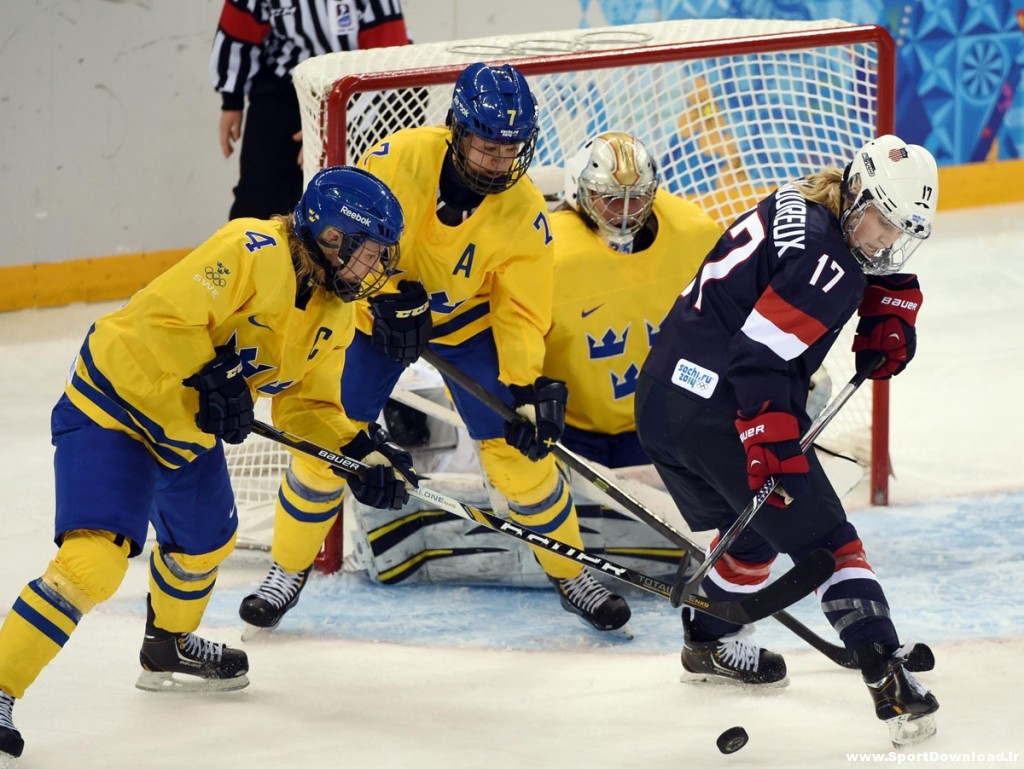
243, 231, 277, 253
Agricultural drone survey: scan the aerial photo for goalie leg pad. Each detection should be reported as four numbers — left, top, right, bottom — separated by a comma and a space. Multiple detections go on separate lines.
270, 457, 345, 572
148, 535, 236, 634
0, 530, 130, 698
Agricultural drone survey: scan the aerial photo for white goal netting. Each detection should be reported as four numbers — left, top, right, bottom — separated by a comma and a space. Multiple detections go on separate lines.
228, 18, 896, 560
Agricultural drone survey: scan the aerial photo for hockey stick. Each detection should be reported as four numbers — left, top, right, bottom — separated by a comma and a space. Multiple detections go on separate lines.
418, 349, 860, 667
669, 352, 886, 608
251, 420, 833, 624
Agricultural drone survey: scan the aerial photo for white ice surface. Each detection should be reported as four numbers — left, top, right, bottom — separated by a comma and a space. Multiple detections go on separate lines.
1, 203, 1023, 768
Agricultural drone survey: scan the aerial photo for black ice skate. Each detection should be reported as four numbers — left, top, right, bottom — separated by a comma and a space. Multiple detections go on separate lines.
548, 570, 631, 632
0, 690, 23, 767
238, 563, 311, 640
136, 599, 249, 693
681, 611, 788, 686
858, 642, 939, 747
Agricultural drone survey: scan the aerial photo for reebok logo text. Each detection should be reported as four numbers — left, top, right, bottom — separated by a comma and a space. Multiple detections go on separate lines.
341, 205, 372, 227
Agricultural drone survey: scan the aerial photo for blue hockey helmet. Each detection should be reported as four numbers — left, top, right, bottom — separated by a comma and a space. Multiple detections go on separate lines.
294, 166, 404, 301
447, 62, 539, 195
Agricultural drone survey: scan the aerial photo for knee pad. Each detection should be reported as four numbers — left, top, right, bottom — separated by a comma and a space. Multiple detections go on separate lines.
149, 534, 236, 634
502, 470, 584, 580
271, 457, 345, 572
478, 438, 559, 505
153, 532, 237, 583
291, 453, 349, 493
44, 530, 132, 613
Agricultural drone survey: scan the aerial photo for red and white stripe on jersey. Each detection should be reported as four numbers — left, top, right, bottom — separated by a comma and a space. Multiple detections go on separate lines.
708, 548, 776, 594
740, 285, 829, 361
816, 538, 878, 594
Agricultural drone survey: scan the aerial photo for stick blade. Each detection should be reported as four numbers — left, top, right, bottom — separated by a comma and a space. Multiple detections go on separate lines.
684, 548, 835, 624
736, 548, 836, 622
669, 556, 698, 608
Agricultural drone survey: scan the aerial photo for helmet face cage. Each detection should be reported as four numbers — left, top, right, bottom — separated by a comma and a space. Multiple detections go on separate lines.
840, 135, 938, 276
294, 166, 404, 301
448, 63, 539, 195
564, 132, 659, 252
324, 231, 402, 302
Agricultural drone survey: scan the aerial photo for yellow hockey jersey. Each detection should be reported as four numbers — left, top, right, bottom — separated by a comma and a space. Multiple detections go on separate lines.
544, 192, 722, 434
65, 218, 361, 468
358, 126, 554, 387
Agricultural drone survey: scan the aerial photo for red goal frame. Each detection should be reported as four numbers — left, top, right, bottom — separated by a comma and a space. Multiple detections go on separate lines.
310, 24, 897, 571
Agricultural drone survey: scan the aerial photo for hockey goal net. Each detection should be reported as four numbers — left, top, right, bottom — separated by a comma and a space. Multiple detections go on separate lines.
227, 18, 897, 566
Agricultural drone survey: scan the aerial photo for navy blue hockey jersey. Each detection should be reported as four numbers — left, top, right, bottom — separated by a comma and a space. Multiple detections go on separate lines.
642, 182, 867, 423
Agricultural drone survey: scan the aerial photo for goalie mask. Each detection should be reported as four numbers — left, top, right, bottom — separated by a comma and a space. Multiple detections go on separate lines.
840, 135, 938, 276
564, 132, 659, 254
447, 62, 539, 196
294, 166, 404, 301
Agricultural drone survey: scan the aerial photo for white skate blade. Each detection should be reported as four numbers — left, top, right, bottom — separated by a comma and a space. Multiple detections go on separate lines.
135, 669, 250, 694
0, 751, 16, 769
887, 712, 937, 747
679, 669, 789, 688
571, 616, 633, 640
241, 622, 276, 642
603, 620, 634, 641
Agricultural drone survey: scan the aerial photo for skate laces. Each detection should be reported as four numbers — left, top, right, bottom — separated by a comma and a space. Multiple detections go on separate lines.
256, 563, 306, 609
180, 633, 224, 663
0, 691, 15, 731
715, 626, 761, 672
559, 571, 611, 614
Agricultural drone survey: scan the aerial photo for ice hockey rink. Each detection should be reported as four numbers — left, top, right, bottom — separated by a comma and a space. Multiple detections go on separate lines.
1, 201, 1022, 768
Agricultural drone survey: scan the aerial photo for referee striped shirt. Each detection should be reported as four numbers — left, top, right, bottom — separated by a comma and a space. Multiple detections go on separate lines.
211, 0, 409, 110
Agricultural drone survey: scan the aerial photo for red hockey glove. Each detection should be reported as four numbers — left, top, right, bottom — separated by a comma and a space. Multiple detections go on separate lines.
852, 274, 922, 380
734, 408, 809, 507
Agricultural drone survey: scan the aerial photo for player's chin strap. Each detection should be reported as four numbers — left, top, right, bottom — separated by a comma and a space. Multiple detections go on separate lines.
670, 352, 887, 608
419, 348, 859, 669
250, 419, 830, 624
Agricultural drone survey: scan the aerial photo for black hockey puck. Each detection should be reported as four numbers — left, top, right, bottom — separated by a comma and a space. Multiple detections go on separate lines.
716, 726, 749, 754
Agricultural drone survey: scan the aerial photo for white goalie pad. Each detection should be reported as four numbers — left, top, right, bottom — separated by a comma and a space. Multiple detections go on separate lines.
345, 443, 862, 588
346, 469, 690, 588
230, 360, 864, 579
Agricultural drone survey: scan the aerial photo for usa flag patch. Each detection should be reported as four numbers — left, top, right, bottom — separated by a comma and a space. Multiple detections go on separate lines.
889, 147, 909, 162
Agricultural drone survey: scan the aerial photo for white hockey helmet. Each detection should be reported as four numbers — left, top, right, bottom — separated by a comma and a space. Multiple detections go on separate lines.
841, 134, 938, 275
563, 131, 659, 253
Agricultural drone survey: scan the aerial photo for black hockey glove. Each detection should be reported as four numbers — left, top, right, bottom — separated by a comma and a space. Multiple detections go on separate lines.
367, 280, 432, 365
852, 274, 922, 380
503, 377, 568, 461
337, 423, 420, 510
182, 345, 254, 444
